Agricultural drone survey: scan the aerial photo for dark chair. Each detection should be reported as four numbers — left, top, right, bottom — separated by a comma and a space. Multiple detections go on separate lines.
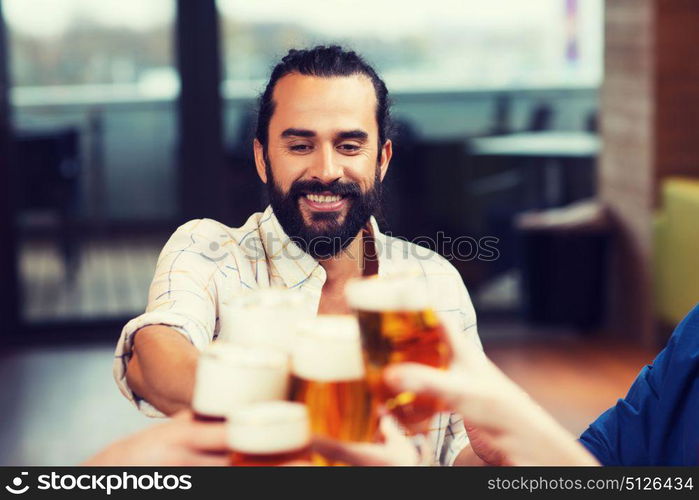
526, 102, 555, 132
225, 109, 267, 225
585, 110, 598, 133
15, 127, 82, 281
487, 93, 512, 136
378, 118, 419, 236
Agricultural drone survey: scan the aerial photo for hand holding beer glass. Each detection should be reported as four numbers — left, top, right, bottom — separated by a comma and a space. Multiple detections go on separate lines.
290, 315, 378, 464
345, 275, 453, 435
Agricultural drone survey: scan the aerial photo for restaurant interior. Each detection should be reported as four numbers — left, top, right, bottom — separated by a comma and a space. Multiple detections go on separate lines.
1, 0, 697, 465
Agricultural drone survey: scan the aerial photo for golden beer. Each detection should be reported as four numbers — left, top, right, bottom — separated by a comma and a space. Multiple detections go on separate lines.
290, 377, 376, 442
227, 401, 312, 466
192, 343, 289, 420
290, 316, 378, 448
345, 276, 452, 434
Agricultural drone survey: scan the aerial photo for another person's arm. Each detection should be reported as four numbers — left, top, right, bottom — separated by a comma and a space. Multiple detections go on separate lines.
579, 305, 699, 466
315, 322, 598, 466
383, 360, 597, 465
83, 411, 228, 466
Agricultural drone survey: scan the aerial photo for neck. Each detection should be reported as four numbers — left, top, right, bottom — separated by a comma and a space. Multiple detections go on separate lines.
319, 230, 365, 285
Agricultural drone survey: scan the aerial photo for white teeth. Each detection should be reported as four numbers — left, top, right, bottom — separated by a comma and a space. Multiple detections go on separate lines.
306, 194, 342, 203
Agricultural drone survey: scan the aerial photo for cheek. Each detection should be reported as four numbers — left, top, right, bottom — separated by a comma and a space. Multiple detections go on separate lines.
268, 150, 307, 188
343, 159, 379, 190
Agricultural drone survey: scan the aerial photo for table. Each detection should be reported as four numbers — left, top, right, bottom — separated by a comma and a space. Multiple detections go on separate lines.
468, 131, 600, 158
466, 131, 600, 208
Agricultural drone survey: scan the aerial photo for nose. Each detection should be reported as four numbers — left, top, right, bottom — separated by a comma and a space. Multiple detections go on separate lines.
308, 143, 342, 184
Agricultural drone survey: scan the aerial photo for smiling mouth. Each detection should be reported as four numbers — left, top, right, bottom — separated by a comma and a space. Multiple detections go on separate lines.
299, 191, 348, 212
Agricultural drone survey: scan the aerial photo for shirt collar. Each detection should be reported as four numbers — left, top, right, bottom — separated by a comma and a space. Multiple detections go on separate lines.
257, 205, 390, 289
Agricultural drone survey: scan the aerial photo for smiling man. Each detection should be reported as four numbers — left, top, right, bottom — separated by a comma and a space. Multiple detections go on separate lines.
113, 46, 481, 465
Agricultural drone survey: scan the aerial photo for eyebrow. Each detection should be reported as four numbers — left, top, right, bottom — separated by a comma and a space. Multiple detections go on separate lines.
280, 128, 369, 141
337, 129, 369, 141
281, 128, 315, 138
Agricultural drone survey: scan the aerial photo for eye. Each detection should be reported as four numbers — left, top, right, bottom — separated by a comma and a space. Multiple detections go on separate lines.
289, 144, 313, 153
337, 143, 361, 154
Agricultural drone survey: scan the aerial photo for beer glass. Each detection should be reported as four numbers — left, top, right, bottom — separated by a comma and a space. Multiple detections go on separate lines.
345, 275, 453, 434
218, 288, 312, 352
290, 315, 378, 458
228, 401, 312, 466
192, 343, 289, 421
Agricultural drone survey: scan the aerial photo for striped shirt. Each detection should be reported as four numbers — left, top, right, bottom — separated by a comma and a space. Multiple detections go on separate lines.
113, 205, 481, 465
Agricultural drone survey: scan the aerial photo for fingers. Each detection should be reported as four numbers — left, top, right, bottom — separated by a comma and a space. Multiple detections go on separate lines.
437, 312, 486, 368
377, 415, 424, 464
171, 409, 193, 421
384, 363, 466, 411
312, 436, 380, 466
312, 436, 403, 466
377, 414, 406, 444
313, 414, 420, 466
438, 312, 471, 363
281, 460, 314, 466
387, 366, 506, 430
169, 409, 228, 452
181, 421, 229, 452
178, 451, 230, 466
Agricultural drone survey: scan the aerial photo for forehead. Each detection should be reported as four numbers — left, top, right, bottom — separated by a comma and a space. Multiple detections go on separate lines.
269, 73, 378, 135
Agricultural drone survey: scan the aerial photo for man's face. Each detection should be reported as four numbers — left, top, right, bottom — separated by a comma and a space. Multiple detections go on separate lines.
254, 73, 392, 259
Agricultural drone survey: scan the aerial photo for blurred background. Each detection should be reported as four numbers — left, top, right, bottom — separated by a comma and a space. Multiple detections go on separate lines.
1, 0, 697, 465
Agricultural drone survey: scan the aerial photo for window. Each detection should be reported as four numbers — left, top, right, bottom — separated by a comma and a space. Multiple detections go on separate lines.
5, 0, 177, 101
5, 1, 180, 323
5, 0, 178, 223
218, 0, 602, 95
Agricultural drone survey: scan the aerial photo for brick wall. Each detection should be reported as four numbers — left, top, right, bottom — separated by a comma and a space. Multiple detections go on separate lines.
601, 0, 699, 345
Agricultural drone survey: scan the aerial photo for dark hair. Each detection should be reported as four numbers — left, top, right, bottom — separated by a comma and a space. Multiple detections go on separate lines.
255, 45, 392, 156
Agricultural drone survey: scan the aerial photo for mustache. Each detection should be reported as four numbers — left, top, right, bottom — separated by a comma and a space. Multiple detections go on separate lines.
287, 180, 362, 199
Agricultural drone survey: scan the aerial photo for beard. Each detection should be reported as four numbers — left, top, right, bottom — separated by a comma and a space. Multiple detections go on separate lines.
266, 163, 382, 260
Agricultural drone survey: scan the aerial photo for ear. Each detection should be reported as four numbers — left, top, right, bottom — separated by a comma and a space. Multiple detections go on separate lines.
378, 139, 393, 182
253, 138, 268, 184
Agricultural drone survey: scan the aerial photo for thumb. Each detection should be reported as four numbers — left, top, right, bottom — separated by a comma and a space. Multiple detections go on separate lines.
171, 409, 193, 421
377, 414, 407, 444
383, 363, 466, 411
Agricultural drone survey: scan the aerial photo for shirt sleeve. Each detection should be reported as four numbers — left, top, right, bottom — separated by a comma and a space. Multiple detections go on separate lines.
437, 414, 470, 465
437, 273, 481, 465
113, 219, 228, 416
579, 305, 699, 465
578, 366, 658, 465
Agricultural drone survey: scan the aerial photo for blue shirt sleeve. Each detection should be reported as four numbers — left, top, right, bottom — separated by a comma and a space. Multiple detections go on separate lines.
579, 304, 699, 465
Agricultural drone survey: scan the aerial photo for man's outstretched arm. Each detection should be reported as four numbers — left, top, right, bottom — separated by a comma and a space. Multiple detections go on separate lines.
126, 325, 199, 416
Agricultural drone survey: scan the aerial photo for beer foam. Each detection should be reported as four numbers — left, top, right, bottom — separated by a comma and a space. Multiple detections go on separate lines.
227, 401, 310, 454
192, 343, 289, 417
291, 315, 365, 382
344, 275, 432, 311
218, 288, 312, 350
